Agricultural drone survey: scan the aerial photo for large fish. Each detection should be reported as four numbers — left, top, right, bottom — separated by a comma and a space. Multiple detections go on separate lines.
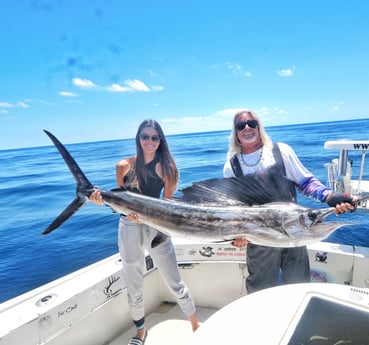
42, 130, 354, 247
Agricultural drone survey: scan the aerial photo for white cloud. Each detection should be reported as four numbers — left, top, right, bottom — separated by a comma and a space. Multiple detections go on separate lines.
40, 100, 53, 106
226, 62, 242, 72
226, 62, 252, 78
107, 79, 163, 93
71, 76, 164, 93
0, 102, 13, 108
162, 108, 242, 134
17, 101, 29, 108
125, 79, 150, 91
277, 68, 294, 77
273, 107, 286, 114
59, 91, 79, 97
107, 83, 132, 92
258, 107, 269, 115
0, 101, 29, 108
72, 78, 97, 89
213, 108, 243, 118
151, 85, 164, 92
330, 101, 344, 112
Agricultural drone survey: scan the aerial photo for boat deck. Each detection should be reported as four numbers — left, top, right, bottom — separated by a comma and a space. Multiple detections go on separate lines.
109, 304, 216, 345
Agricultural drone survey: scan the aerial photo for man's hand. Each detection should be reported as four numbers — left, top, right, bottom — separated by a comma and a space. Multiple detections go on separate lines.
231, 237, 248, 248
326, 192, 357, 214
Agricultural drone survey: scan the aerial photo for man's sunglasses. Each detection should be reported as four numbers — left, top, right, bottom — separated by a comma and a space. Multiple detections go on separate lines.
235, 120, 258, 131
139, 134, 161, 143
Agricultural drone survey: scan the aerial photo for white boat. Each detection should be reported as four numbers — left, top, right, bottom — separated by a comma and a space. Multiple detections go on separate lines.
2, 139, 369, 344
2, 240, 369, 344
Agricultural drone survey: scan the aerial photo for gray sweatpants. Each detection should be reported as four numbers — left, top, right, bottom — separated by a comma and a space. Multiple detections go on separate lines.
118, 216, 196, 322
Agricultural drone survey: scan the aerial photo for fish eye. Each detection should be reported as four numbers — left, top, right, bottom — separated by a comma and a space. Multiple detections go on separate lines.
308, 211, 317, 222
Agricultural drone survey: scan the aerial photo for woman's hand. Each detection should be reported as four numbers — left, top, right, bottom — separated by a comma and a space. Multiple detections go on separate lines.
127, 212, 140, 223
89, 188, 104, 206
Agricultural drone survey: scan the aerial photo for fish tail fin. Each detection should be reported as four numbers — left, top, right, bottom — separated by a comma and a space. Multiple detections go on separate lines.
41, 196, 87, 235
42, 130, 94, 235
44, 130, 94, 190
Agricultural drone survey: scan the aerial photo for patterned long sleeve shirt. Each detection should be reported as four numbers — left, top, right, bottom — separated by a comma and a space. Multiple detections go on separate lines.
223, 142, 331, 202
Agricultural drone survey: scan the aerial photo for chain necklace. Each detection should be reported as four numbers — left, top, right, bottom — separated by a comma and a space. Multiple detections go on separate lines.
239, 146, 264, 172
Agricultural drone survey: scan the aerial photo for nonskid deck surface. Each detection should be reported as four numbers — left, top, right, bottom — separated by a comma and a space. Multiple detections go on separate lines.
108, 303, 217, 345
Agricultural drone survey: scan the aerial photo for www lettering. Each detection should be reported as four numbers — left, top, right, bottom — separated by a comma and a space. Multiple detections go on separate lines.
353, 144, 369, 149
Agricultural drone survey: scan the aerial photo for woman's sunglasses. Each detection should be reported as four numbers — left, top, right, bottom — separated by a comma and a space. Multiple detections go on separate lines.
235, 120, 258, 131
139, 134, 161, 143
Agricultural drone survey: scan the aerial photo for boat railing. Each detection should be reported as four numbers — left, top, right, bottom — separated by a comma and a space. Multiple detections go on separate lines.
325, 160, 346, 193
324, 140, 369, 210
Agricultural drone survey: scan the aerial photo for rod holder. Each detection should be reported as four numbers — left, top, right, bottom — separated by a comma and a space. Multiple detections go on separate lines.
338, 150, 348, 176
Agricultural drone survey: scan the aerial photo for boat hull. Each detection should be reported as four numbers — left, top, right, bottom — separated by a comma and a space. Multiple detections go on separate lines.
1, 241, 369, 344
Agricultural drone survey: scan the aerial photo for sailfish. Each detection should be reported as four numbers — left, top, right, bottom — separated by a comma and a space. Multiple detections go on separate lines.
41, 130, 354, 247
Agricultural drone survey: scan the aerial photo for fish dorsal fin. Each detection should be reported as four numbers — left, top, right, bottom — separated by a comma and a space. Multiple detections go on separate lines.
178, 172, 292, 206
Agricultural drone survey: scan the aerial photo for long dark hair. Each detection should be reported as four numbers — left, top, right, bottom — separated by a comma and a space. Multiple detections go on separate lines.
134, 119, 178, 188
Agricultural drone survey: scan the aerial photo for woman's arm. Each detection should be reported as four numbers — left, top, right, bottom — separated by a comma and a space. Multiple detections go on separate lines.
156, 162, 177, 199
163, 179, 177, 199
116, 158, 132, 187
89, 157, 132, 206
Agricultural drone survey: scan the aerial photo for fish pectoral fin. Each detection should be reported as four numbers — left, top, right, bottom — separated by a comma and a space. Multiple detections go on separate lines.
280, 217, 298, 237
41, 196, 88, 235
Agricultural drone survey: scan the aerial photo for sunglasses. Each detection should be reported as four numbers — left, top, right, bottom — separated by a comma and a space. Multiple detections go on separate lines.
139, 134, 161, 143
235, 120, 258, 131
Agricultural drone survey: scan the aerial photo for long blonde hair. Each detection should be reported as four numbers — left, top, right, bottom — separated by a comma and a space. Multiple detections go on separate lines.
226, 110, 273, 160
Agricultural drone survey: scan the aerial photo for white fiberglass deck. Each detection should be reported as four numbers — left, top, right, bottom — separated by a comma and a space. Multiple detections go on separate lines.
109, 304, 216, 345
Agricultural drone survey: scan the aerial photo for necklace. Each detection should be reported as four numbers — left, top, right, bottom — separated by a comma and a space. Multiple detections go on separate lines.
239, 146, 264, 172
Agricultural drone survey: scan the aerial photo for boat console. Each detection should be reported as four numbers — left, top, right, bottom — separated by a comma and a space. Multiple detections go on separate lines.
187, 283, 369, 344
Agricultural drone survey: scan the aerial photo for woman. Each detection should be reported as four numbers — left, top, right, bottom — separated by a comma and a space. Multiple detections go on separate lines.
90, 119, 199, 345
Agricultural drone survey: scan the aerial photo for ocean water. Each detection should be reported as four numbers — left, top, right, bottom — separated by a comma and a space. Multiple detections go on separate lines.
1, 118, 369, 303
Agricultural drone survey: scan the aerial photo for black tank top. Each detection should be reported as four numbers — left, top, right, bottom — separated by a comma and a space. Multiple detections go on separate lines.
140, 158, 164, 198
124, 157, 164, 198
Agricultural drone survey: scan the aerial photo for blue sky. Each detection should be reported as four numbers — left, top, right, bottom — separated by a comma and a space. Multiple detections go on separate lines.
1, 1, 369, 150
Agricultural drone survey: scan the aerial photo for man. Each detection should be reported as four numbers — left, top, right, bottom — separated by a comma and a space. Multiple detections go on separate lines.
223, 110, 356, 293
